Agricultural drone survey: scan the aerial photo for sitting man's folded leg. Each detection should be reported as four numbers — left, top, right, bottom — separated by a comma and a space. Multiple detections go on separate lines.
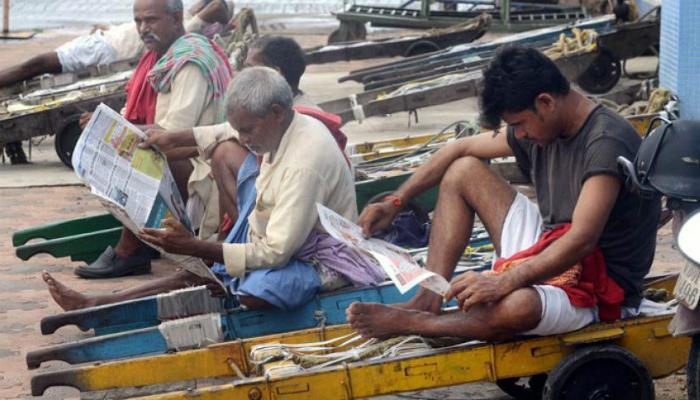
43, 269, 211, 311
399, 156, 517, 315
348, 287, 542, 340
235, 259, 321, 311
348, 283, 597, 340
211, 139, 251, 233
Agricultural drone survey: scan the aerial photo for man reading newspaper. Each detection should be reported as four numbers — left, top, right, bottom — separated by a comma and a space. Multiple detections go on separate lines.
43, 67, 384, 311
71, 0, 233, 280
346, 45, 659, 340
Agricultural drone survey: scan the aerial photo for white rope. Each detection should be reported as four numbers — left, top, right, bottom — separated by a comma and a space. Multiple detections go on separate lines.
156, 286, 223, 319
264, 363, 305, 379
158, 313, 224, 352
249, 333, 359, 365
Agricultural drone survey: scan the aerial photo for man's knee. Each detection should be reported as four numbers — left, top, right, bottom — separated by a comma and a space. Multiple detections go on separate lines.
211, 140, 248, 177
441, 156, 493, 193
26, 52, 62, 75
484, 288, 542, 338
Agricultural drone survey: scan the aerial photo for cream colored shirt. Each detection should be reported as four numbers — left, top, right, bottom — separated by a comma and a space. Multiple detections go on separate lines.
193, 93, 320, 159
155, 63, 219, 130
155, 63, 224, 240
222, 112, 356, 278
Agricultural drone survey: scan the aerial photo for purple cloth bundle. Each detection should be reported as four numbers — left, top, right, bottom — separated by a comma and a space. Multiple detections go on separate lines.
295, 231, 386, 287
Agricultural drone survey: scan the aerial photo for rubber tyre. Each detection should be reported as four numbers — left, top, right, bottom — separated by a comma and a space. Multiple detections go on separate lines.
404, 40, 440, 57
496, 374, 547, 399
542, 344, 654, 400
54, 114, 83, 169
688, 334, 700, 400
327, 21, 367, 44
575, 49, 621, 94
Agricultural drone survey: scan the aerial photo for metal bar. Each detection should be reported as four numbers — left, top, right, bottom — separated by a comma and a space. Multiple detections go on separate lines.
12, 213, 120, 246
3, 0, 9, 34
14, 227, 122, 263
40, 294, 162, 335
26, 327, 170, 370
420, 0, 430, 18
501, 0, 511, 26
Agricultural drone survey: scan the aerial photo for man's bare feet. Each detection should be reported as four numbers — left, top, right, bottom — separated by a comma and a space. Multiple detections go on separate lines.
347, 302, 424, 339
397, 288, 443, 314
42, 271, 97, 311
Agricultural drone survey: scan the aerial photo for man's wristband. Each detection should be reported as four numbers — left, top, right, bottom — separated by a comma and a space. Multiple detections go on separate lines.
383, 194, 403, 209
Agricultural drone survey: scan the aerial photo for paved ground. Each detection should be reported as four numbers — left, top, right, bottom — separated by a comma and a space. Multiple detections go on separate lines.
0, 9, 689, 400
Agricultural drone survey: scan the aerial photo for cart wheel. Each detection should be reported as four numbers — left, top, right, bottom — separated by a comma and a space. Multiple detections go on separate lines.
542, 344, 654, 400
687, 334, 700, 400
55, 114, 83, 169
575, 49, 621, 94
496, 374, 547, 399
404, 40, 440, 57
327, 21, 367, 44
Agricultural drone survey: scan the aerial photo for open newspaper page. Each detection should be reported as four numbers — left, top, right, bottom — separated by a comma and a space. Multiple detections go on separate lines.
71, 103, 224, 290
316, 203, 449, 295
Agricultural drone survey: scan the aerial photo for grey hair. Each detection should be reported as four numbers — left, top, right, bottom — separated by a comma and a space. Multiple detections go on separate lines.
165, 0, 183, 12
225, 67, 294, 117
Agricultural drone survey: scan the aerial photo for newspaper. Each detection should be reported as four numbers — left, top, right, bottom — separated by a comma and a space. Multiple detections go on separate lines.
71, 103, 224, 290
316, 203, 450, 296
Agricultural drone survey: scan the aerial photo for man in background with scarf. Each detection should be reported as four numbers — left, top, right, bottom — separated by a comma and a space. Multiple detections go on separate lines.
72, 0, 233, 279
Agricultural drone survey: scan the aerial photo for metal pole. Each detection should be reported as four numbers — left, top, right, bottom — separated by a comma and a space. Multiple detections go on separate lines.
2, 0, 9, 34
421, 0, 430, 19
500, 0, 510, 28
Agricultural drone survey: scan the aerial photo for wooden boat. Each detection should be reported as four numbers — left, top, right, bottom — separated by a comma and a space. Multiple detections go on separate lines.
29, 275, 683, 399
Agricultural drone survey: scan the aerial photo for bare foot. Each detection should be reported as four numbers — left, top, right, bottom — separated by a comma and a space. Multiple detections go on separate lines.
396, 288, 443, 314
42, 271, 96, 311
346, 302, 423, 339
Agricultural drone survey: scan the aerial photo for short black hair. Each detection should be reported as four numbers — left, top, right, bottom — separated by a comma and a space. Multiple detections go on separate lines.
251, 36, 306, 95
479, 45, 570, 130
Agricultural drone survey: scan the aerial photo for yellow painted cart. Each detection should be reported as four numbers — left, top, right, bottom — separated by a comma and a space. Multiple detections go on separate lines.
32, 275, 685, 400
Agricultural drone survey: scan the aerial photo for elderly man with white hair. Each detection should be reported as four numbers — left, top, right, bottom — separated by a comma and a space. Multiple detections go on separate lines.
41, 67, 383, 312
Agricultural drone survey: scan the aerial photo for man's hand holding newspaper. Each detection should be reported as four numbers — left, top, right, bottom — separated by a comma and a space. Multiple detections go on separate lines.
72, 104, 224, 290
317, 203, 449, 296
138, 218, 195, 254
